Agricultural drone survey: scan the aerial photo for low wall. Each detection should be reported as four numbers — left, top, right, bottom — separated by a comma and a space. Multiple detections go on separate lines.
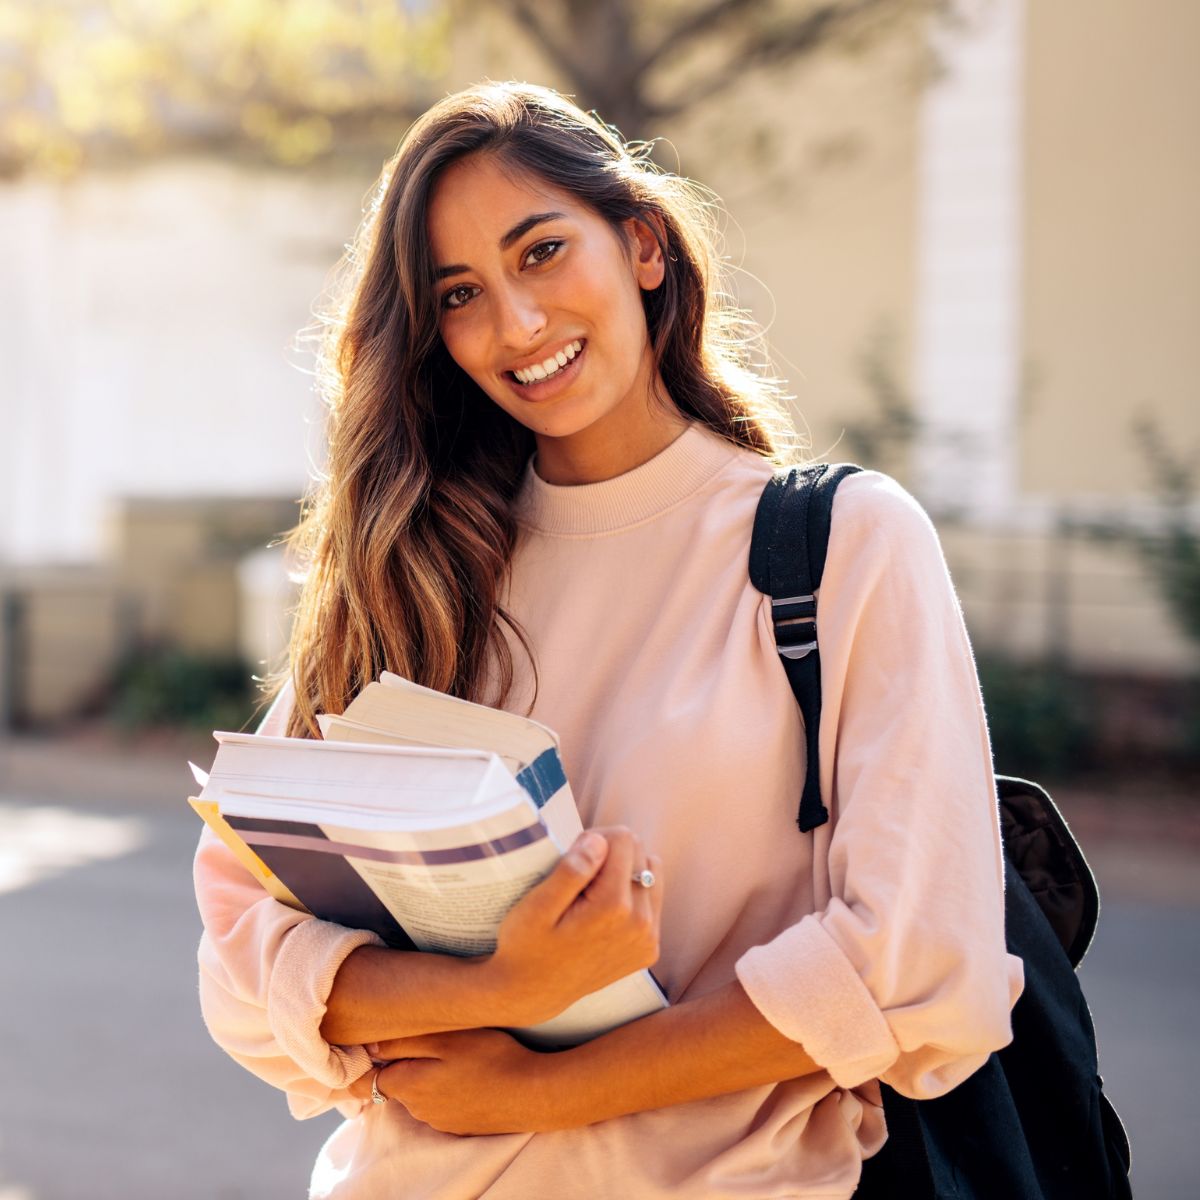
942, 525, 1198, 676
2, 516, 1195, 727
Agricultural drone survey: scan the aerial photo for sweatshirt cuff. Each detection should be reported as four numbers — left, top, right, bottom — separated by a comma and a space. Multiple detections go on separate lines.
735, 916, 900, 1090
267, 917, 385, 1089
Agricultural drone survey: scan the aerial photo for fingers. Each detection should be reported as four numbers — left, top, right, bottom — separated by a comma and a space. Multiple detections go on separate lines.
626, 850, 661, 963
348, 1067, 375, 1102
368, 1035, 445, 1061
514, 831, 609, 927
378, 1056, 438, 1100
632, 851, 664, 925
581, 826, 638, 908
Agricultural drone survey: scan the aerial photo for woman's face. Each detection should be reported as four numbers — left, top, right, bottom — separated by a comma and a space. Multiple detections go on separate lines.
426, 152, 682, 484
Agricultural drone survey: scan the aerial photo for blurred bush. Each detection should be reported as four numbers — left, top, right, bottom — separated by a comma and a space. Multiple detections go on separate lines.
977, 655, 1099, 778
1117, 417, 1200, 651
110, 647, 255, 732
978, 654, 1200, 782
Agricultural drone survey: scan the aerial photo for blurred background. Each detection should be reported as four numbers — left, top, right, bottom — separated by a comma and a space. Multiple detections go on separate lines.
0, 0, 1195, 1196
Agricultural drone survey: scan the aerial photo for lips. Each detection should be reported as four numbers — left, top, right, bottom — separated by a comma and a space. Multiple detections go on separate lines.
504, 339, 586, 398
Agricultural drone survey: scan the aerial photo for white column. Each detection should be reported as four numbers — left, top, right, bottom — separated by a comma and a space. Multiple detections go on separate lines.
913, 0, 1025, 523
0, 181, 90, 563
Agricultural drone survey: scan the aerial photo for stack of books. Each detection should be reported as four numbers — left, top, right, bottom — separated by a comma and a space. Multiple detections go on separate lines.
189, 673, 666, 1047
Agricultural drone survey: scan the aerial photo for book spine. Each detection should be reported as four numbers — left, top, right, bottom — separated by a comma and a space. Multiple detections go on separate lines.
515, 748, 567, 810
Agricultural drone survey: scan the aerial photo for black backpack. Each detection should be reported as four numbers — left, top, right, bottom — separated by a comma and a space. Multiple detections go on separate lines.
749, 463, 1133, 1200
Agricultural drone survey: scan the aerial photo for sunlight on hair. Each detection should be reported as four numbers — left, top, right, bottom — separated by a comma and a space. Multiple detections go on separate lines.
274, 81, 809, 737
0, 804, 149, 897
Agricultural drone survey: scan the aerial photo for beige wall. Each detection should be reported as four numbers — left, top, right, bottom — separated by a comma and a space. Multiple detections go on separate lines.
1021, 0, 1200, 504
677, 4, 1197, 671
109, 496, 298, 653
8, 5, 1199, 718
0, 497, 298, 723
455, 16, 923, 468
0, 569, 127, 723
942, 525, 1199, 677
686, 39, 923, 466
463, 4, 1199, 510
0, 161, 360, 564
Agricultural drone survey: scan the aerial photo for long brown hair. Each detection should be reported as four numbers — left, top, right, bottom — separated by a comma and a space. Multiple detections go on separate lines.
281, 82, 798, 736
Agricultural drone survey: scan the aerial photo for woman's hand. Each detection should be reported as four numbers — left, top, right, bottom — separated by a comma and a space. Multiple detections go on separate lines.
485, 827, 663, 1028
320, 828, 662, 1047
352, 980, 824, 1136
351, 1029, 560, 1135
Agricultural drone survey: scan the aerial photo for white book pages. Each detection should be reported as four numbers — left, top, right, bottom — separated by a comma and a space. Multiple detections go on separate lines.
205, 732, 515, 817
515, 971, 669, 1049
370, 673, 560, 759
316, 713, 584, 848
317, 713, 525, 775
213, 784, 536, 838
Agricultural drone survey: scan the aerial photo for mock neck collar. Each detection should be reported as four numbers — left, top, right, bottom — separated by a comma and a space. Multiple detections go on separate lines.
513, 423, 740, 536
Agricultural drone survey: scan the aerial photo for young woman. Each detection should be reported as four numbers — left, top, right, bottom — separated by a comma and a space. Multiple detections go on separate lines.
194, 82, 1022, 1199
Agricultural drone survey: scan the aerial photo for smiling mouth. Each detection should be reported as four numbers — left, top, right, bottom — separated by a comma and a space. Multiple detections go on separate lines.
506, 339, 585, 387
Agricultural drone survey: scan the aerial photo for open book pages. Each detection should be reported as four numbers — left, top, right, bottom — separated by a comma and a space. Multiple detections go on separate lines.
317, 673, 583, 848
192, 731, 666, 1047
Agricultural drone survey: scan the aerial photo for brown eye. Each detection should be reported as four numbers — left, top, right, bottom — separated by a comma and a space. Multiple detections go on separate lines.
524, 239, 563, 268
442, 284, 478, 311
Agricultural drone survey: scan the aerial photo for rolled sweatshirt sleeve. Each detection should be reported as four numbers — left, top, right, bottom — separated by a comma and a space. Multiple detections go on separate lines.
193, 682, 384, 1119
736, 472, 1024, 1098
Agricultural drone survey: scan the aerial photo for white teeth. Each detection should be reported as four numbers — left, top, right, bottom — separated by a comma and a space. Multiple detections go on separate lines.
513, 340, 583, 385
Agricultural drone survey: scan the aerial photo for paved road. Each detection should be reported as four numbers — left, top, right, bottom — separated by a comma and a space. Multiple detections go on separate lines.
0, 735, 1194, 1199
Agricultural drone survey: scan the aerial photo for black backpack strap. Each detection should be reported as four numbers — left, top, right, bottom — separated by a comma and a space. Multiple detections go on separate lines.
749, 462, 861, 832
752, 463, 938, 1196
752, 466, 1130, 1197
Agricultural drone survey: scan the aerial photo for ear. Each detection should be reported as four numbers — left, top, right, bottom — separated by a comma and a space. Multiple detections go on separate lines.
624, 213, 667, 292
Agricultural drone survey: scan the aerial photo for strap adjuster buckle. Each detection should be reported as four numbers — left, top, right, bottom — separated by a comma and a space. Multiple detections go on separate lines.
772, 593, 817, 660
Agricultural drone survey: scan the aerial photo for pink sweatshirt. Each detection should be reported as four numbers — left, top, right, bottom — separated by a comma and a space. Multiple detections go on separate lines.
194, 423, 1023, 1199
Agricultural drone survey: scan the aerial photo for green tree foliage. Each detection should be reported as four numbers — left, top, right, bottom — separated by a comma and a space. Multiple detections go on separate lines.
975, 655, 1097, 778
111, 646, 254, 731
0, 0, 945, 176
0, 0, 449, 176
1124, 418, 1200, 650
492, 0, 946, 142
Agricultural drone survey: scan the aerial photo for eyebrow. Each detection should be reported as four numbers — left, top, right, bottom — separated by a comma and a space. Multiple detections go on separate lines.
433, 211, 566, 281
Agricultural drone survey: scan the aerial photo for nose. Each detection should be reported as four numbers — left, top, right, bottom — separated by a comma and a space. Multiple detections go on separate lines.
491, 280, 546, 350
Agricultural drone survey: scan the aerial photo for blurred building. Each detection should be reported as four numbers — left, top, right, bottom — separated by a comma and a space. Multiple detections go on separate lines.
0, 163, 357, 719
0, 0, 1196, 723
682, 0, 1198, 679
